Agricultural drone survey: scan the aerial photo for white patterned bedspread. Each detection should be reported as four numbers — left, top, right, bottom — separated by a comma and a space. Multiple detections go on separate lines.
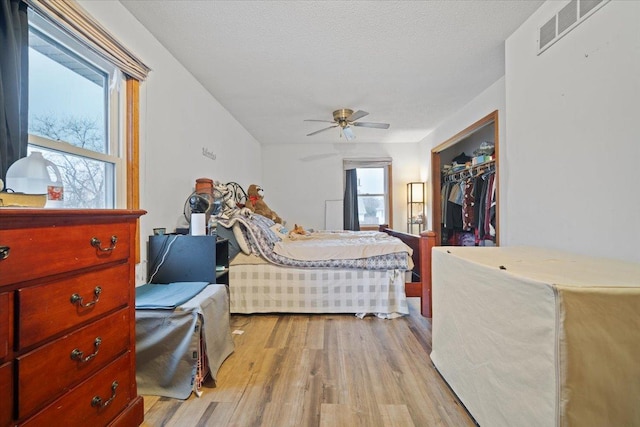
219, 213, 411, 270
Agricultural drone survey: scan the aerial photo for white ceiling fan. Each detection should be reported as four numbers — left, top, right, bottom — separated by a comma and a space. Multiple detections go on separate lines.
304, 108, 390, 141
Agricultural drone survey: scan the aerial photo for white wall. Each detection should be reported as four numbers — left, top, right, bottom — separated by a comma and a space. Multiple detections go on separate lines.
419, 77, 507, 235
505, 0, 640, 262
262, 142, 421, 231
78, 0, 640, 270
77, 1, 263, 277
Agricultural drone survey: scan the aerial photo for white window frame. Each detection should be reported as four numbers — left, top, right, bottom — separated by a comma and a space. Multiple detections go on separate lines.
27, 9, 126, 208
355, 166, 390, 228
344, 158, 393, 230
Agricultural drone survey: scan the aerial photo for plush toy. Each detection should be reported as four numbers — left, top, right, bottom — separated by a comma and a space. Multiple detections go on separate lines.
288, 224, 310, 237
214, 181, 252, 220
245, 184, 283, 224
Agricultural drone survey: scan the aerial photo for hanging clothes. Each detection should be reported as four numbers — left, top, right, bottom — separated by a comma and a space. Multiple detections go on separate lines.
440, 161, 496, 245
471, 170, 496, 244
489, 172, 497, 238
441, 182, 452, 229
483, 173, 495, 239
446, 181, 463, 230
462, 177, 475, 231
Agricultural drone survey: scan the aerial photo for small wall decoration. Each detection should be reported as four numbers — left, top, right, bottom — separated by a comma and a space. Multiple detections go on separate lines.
202, 147, 217, 161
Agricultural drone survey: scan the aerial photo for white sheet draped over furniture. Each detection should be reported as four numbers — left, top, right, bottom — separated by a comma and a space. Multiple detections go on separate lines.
431, 246, 640, 427
135, 284, 234, 399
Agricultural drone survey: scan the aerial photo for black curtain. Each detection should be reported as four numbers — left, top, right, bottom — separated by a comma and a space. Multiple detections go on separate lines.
0, 0, 29, 184
343, 168, 360, 231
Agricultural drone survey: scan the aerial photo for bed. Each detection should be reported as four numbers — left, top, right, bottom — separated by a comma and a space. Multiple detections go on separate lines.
216, 184, 436, 318
430, 246, 640, 427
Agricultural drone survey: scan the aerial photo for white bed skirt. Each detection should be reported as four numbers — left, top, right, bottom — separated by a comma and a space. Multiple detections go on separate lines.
229, 264, 409, 316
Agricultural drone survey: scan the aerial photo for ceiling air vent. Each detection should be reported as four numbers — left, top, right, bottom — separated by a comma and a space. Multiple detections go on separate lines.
537, 0, 609, 55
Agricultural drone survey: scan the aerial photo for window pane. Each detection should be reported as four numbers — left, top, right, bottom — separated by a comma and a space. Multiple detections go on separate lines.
357, 168, 384, 194
28, 146, 113, 209
28, 27, 108, 154
355, 167, 387, 225
358, 195, 385, 225
27, 10, 120, 209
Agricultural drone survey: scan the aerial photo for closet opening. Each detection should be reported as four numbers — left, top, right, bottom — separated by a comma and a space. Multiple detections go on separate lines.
431, 110, 499, 247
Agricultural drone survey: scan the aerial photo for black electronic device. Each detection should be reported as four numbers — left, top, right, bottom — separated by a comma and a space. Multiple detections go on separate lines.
147, 234, 216, 284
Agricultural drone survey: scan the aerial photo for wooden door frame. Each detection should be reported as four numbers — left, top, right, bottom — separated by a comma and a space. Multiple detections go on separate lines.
430, 110, 500, 246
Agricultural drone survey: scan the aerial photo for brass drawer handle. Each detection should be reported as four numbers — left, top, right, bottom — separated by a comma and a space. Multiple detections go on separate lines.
90, 235, 118, 252
91, 381, 118, 409
70, 286, 102, 308
70, 337, 102, 363
0, 246, 9, 260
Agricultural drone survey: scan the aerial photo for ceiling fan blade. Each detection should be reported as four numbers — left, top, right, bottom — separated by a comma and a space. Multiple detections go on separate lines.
352, 121, 390, 129
307, 125, 338, 136
347, 110, 369, 122
304, 119, 336, 124
342, 126, 355, 141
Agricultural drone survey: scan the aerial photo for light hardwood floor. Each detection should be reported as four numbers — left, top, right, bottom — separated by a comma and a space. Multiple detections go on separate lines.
140, 299, 475, 427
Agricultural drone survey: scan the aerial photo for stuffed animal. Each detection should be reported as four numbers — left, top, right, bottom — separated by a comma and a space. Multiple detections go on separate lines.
288, 224, 310, 237
245, 184, 283, 224
214, 181, 252, 219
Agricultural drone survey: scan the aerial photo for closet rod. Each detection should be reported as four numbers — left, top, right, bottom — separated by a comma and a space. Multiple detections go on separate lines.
442, 159, 495, 183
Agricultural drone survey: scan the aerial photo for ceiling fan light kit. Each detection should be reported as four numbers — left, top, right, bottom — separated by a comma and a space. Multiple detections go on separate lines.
305, 108, 390, 140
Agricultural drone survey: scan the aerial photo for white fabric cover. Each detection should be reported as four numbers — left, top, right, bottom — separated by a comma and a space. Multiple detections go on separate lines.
136, 285, 234, 399
431, 246, 640, 427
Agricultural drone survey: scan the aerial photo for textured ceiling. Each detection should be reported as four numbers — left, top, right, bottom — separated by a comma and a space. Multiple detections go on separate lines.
119, 0, 544, 145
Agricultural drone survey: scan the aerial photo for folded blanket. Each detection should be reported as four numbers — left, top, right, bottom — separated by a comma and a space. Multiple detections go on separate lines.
219, 212, 411, 271
135, 282, 210, 309
273, 231, 412, 261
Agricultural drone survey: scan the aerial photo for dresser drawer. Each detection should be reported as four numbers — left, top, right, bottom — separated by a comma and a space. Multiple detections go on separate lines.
20, 352, 132, 427
0, 221, 130, 286
17, 309, 130, 419
17, 263, 130, 349
0, 292, 11, 362
0, 361, 13, 427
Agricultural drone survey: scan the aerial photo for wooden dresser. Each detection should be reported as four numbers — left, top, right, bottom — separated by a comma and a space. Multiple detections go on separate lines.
0, 209, 145, 427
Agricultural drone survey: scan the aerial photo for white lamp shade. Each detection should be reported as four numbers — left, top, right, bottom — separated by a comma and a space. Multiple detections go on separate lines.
409, 182, 424, 203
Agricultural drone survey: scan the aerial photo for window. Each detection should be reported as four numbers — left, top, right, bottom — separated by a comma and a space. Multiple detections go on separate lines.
356, 167, 389, 227
343, 158, 393, 230
27, 10, 123, 208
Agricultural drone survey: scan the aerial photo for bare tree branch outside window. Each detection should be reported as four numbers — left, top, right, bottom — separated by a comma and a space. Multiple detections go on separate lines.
29, 115, 108, 208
